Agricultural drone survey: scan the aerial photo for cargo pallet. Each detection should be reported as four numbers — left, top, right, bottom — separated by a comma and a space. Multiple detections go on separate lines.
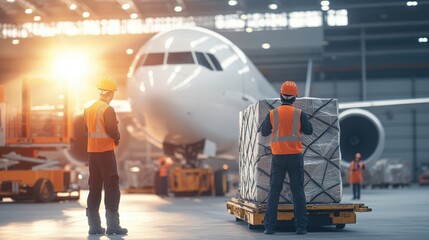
226, 198, 371, 230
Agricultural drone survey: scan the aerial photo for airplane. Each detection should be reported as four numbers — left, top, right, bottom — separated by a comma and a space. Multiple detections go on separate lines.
66, 26, 429, 171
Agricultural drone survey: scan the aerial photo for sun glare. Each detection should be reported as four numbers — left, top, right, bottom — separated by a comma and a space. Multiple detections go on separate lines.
51, 51, 94, 90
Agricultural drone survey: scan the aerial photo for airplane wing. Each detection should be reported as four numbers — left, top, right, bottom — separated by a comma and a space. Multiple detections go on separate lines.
339, 97, 429, 111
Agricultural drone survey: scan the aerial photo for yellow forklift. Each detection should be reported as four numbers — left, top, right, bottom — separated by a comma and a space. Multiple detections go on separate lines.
0, 77, 79, 202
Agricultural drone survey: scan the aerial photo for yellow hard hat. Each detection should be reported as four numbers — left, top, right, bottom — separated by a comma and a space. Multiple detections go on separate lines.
97, 77, 117, 91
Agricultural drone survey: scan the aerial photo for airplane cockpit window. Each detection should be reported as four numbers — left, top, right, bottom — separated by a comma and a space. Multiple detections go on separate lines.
194, 51, 223, 71
143, 53, 164, 66
138, 51, 223, 71
167, 52, 194, 64
195, 52, 213, 70
206, 53, 223, 71
136, 55, 146, 69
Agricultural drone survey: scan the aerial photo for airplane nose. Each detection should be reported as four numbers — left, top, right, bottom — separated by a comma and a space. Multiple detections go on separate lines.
130, 67, 203, 143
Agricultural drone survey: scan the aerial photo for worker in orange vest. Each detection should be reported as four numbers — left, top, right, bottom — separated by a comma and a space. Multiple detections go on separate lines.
261, 81, 313, 235
158, 156, 172, 197
84, 77, 127, 235
350, 153, 365, 200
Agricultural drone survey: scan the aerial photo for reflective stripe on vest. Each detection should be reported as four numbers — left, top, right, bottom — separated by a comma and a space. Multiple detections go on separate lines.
269, 106, 303, 155
85, 101, 116, 153
272, 107, 303, 142
88, 102, 110, 139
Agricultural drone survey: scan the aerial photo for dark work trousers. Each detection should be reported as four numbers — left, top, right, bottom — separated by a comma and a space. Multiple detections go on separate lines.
352, 184, 361, 200
264, 154, 308, 231
87, 151, 121, 211
159, 176, 168, 196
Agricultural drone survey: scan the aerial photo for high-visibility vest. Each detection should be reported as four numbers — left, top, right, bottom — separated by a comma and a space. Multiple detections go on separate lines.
349, 161, 365, 184
269, 105, 303, 155
84, 100, 116, 153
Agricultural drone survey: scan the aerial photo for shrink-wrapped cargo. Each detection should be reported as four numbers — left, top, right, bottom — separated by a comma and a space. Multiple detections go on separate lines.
238, 98, 342, 204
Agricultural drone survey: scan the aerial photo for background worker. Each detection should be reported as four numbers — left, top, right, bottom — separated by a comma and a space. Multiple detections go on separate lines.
84, 77, 128, 235
261, 81, 313, 235
350, 153, 365, 200
158, 156, 172, 197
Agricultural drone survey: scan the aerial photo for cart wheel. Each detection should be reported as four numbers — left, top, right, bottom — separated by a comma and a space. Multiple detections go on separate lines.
33, 178, 55, 203
336, 224, 346, 229
235, 217, 243, 222
248, 224, 256, 230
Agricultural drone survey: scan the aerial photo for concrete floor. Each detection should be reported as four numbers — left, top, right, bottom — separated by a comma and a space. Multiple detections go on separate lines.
1, 186, 428, 240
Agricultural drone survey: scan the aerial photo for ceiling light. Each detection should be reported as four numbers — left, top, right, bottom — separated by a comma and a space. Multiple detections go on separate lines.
122, 3, 130, 10
262, 43, 271, 49
321, 0, 330, 6
130, 13, 138, 19
321, 5, 330, 11
25, 8, 33, 14
12, 39, 19, 45
228, 0, 238, 6
245, 27, 253, 33
418, 37, 428, 43
240, 14, 247, 20
82, 12, 90, 18
126, 49, 134, 55
174, 6, 183, 12
268, 4, 278, 10
34, 16, 41, 21
406, 1, 418, 6
6, 0, 15, 2
69, 4, 77, 10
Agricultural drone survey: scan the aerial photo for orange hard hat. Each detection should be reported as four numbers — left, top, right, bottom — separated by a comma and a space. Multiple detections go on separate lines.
97, 77, 117, 92
280, 81, 298, 96
355, 153, 361, 159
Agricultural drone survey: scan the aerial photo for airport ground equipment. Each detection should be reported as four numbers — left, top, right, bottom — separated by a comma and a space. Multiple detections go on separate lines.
226, 198, 371, 230
169, 167, 227, 196
0, 77, 79, 202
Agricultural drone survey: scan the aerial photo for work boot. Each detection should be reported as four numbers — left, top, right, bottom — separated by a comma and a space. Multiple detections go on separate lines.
86, 208, 105, 235
106, 209, 128, 235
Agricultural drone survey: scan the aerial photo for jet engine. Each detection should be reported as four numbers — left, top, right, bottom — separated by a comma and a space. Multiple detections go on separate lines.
339, 109, 385, 167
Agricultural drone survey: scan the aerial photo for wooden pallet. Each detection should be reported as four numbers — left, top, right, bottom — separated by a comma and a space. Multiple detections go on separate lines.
226, 198, 371, 229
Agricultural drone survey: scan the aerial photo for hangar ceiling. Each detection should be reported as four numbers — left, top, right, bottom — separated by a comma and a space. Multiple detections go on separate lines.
0, 0, 428, 85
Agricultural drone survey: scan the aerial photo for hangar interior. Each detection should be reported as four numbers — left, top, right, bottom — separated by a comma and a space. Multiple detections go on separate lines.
0, 0, 428, 182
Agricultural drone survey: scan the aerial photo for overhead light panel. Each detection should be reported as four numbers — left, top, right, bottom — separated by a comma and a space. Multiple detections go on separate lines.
34, 16, 41, 21
268, 4, 278, 10
7, 0, 15, 2
122, 3, 130, 10
261, 43, 271, 49
228, 0, 238, 6
69, 4, 77, 10
406, 1, 418, 6
245, 27, 253, 33
25, 8, 33, 14
12, 39, 20, 45
418, 37, 428, 43
174, 5, 183, 12
130, 13, 138, 19
126, 49, 134, 55
82, 11, 90, 18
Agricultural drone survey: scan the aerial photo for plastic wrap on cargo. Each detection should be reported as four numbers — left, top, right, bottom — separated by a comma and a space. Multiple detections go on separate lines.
238, 98, 342, 204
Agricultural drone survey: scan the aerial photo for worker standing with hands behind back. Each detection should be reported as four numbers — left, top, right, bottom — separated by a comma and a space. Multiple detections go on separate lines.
350, 153, 365, 200
261, 81, 313, 235
84, 77, 128, 235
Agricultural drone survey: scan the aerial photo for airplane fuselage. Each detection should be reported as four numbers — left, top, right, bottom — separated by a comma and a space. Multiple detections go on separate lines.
127, 27, 276, 158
